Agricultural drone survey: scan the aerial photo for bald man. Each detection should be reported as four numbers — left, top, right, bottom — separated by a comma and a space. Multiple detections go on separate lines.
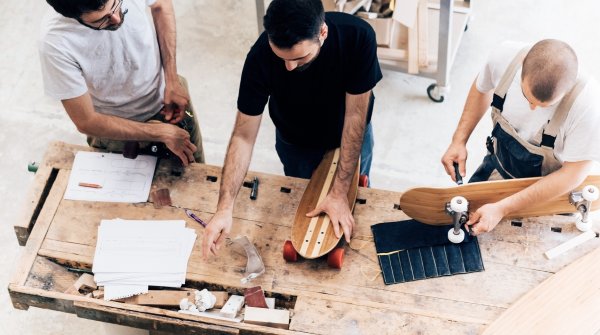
441, 39, 600, 235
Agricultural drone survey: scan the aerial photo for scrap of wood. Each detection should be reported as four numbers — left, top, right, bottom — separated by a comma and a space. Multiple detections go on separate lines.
544, 231, 596, 259
150, 188, 172, 208
244, 286, 268, 308
220, 295, 244, 319
243, 306, 290, 329
64, 273, 97, 295
483, 246, 600, 334
92, 290, 104, 299
120, 290, 228, 308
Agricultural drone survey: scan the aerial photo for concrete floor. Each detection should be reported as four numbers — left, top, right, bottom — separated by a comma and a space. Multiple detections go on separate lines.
1, 0, 599, 333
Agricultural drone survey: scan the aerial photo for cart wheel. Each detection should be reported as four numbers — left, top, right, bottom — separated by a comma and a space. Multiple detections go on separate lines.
359, 175, 369, 187
283, 240, 298, 262
427, 84, 445, 103
327, 247, 344, 269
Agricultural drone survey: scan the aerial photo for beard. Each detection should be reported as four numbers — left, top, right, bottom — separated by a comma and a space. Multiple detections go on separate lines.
293, 46, 321, 72
104, 9, 127, 31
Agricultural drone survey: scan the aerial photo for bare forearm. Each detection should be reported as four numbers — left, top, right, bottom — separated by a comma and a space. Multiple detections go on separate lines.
62, 98, 167, 142
216, 113, 261, 213
452, 80, 493, 145
217, 137, 254, 212
152, 0, 178, 82
331, 91, 370, 196
497, 161, 593, 215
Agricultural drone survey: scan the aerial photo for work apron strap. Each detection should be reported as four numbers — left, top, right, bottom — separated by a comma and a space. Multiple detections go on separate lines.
540, 77, 588, 148
491, 47, 530, 111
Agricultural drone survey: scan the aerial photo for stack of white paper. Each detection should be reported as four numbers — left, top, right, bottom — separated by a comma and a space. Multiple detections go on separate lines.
92, 219, 196, 301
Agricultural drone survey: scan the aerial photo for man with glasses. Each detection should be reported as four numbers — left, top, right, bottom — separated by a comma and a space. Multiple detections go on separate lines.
441, 39, 600, 235
201, 0, 382, 258
40, 0, 203, 165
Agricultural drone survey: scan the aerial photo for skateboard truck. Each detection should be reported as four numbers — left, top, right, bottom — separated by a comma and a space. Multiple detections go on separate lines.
569, 185, 599, 232
445, 196, 469, 243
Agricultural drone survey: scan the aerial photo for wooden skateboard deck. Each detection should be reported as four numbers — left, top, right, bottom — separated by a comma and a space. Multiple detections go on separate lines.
290, 149, 359, 259
400, 175, 600, 225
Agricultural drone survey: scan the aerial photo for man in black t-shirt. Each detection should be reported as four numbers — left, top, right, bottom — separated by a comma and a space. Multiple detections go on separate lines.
202, 0, 382, 258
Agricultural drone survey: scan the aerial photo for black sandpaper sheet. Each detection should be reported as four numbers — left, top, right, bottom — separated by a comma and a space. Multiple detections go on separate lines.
371, 220, 484, 285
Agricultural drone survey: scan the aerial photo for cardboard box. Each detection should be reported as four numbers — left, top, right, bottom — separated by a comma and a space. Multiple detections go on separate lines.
361, 17, 408, 48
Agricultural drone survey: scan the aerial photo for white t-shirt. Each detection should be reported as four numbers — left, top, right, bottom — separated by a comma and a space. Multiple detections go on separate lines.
476, 41, 600, 163
39, 0, 165, 122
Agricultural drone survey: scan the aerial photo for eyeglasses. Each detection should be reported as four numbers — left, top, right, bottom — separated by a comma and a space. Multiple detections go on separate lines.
78, 0, 128, 31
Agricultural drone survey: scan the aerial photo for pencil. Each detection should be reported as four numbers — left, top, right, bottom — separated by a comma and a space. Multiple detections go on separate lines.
78, 182, 102, 189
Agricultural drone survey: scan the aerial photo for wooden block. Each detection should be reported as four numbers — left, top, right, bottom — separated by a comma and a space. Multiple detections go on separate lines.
212, 291, 229, 309
244, 286, 268, 308
220, 295, 244, 318
121, 290, 194, 306
92, 290, 104, 299
243, 306, 290, 329
150, 188, 172, 208
545, 231, 596, 259
121, 290, 228, 308
64, 273, 97, 295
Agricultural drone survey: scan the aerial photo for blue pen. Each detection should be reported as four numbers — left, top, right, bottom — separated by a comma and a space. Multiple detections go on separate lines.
185, 209, 207, 228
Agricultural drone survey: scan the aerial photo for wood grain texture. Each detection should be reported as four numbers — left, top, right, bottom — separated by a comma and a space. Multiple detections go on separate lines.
483, 246, 600, 335
291, 149, 359, 259
400, 175, 600, 225
12, 142, 600, 334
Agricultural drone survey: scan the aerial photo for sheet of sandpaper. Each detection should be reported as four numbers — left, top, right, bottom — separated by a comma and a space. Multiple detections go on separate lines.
371, 220, 484, 285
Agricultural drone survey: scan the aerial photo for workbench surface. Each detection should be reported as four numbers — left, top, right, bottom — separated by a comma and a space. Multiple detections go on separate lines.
9, 142, 600, 334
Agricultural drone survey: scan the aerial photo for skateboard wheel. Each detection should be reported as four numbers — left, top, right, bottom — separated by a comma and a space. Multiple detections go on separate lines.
576, 217, 592, 232
450, 196, 468, 212
283, 240, 298, 262
359, 175, 369, 187
327, 247, 344, 269
582, 185, 599, 202
447, 228, 465, 244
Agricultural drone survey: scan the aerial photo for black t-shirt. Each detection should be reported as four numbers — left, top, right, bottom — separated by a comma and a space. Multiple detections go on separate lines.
237, 12, 383, 149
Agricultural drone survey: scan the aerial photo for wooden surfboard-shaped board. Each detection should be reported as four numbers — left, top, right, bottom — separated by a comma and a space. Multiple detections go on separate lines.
291, 149, 359, 259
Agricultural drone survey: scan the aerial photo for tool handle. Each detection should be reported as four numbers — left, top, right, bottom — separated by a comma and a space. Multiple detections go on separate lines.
453, 162, 463, 185
250, 177, 259, 200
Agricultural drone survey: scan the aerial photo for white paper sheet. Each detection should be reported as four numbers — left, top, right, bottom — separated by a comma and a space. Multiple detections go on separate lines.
92, 219, 196, 301
64, 152, 157, 203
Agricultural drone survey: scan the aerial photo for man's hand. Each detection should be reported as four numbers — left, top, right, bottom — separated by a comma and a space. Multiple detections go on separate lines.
202, 210, 233, 259
465, 202, 506, 236
158, 123, 196, 165
441, 143, 468, 183
306, 191, 354, 243
162, 80, 190, 124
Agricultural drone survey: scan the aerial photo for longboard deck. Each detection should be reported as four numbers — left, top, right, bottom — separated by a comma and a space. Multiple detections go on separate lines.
291, 149, 359, 259
400, 175, 600, 225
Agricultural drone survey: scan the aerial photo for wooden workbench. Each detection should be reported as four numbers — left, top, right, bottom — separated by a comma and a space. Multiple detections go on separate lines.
9, 142, 600, 334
